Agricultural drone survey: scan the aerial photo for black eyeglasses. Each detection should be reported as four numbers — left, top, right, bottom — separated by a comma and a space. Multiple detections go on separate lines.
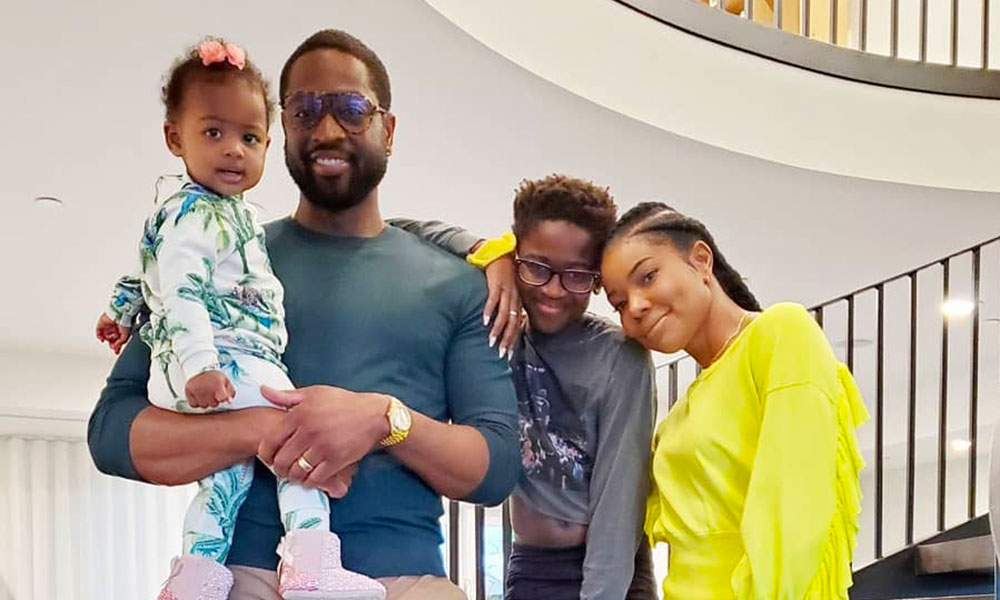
282, 91, 388, 134
515, 257, 600, 294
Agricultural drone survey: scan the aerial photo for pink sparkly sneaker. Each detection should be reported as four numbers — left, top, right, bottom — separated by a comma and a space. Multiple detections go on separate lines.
157, 555, 233, 600
277, 530, 386, 600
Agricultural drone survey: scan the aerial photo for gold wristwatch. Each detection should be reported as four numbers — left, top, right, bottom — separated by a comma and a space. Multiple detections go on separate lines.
380, 395, 412, 447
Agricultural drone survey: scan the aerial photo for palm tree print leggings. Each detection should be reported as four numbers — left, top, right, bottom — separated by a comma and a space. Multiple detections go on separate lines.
149, 352, 330, 563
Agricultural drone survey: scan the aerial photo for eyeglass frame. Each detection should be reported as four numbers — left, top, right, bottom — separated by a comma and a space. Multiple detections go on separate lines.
514, 257, 602, 295
280, 90, 389, 134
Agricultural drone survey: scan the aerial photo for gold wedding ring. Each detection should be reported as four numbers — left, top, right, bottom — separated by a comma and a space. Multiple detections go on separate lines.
296, 455, 314, 473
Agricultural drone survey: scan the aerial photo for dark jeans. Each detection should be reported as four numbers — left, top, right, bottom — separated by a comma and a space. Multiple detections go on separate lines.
505, 540, 656, 600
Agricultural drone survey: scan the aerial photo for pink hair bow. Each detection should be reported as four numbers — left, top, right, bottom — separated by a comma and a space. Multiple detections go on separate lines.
198, 39, 246, 70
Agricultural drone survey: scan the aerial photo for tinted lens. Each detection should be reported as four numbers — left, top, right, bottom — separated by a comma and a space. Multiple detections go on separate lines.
561, 270, 598, 294
284, 92, 324, 130
331, 93, 376, 132
517, 260, 553, 286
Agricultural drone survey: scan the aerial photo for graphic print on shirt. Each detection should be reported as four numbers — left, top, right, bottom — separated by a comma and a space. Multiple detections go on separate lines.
515, 347, 592, 492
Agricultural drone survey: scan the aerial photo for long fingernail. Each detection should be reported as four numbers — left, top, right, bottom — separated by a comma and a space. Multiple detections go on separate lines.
499, 346, 506, 359
483, 314, 491, 327
489, 335, 497, 348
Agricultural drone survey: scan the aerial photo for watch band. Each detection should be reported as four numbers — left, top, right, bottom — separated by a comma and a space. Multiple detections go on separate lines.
380, 395, 411, 448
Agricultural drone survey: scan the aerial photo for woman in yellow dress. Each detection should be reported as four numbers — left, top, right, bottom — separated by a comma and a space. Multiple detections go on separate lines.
600, 202, 868, 599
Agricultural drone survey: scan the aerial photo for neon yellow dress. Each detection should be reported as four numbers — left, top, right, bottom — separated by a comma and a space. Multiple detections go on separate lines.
645, 303, 868, 599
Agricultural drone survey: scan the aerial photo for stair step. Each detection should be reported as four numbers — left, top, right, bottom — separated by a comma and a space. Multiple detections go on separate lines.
890, 596, 993, 599
916, 535, 995, 575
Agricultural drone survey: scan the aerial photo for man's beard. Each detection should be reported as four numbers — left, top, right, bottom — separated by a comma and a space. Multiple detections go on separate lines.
285, 146, 388, 212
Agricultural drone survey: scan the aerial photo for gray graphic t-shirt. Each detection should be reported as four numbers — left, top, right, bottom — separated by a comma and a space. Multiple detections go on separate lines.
511, 314, 656, 599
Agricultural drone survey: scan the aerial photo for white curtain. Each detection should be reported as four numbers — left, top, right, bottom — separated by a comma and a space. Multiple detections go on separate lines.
0, 434, 502, 599
0, 435, 195, 600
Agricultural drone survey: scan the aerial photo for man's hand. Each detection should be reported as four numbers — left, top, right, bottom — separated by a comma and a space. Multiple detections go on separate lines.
95, 313, 132, 355
482, 254, 523, 359
185, 370, 235, 409
257, 386, 389, 496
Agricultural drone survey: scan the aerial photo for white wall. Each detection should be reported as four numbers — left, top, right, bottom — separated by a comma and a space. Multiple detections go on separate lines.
0, 350, 113, 437
426, 0, 1000, 193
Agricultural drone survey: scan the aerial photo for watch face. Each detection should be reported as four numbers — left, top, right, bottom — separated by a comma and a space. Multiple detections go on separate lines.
391, 405, 411, 430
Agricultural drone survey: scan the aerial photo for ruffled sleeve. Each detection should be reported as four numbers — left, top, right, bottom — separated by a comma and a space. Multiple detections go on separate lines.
732, 305, 868, 599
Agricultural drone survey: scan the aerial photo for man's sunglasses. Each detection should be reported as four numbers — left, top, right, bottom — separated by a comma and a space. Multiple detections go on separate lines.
281, 91, 388, 134
515, 257, 601, 295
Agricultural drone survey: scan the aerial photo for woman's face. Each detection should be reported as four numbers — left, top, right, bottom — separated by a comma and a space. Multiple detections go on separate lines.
601, 234, 714, 354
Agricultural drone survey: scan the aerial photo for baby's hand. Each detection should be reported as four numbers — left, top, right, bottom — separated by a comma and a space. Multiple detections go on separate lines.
95, 313, 132, 355
185, 370, 236, 409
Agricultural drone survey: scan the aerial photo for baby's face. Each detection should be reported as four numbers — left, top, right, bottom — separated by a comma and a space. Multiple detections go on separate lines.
165, 77, 270, 197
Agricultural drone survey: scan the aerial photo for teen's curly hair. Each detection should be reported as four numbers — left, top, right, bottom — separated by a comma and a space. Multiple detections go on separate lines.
512, 174, 618, 257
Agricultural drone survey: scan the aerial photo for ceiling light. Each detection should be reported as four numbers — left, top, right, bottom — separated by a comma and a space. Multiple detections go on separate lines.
942, 299, 975, 318
950, 439, 972, 453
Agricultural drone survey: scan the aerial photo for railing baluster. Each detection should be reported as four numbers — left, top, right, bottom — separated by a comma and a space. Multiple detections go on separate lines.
983, 0, 991, 68
775, 0, 784, 30
449, 501, 460, 585
847, 296, 856, 371
815, 305, 825, 328
939, 260, 951, 532
860, 0, 868, 50
952, 0, 961, 66
475, 505, 485, 600
746, 0, 754, 21
668, 362, 679, 409
802, 0, 811, 37
891, 0, 900, 57
968, 249, 981, 518
921, 0, 930, 61
830, 0, 839, 44
876, 283, 885, 558
906, 273, 918, 545
502, 500, 513, 579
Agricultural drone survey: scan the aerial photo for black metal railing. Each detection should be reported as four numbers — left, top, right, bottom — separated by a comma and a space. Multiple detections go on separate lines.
445, 501, 513, 599
449, 234, 1000, 595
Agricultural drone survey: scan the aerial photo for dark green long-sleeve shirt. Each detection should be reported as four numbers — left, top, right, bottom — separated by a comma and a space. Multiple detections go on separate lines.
87, 217, 518, 577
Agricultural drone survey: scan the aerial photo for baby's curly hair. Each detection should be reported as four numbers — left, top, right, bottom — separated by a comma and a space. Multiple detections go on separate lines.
161, 37, 275, 125
512, 174, 618, 254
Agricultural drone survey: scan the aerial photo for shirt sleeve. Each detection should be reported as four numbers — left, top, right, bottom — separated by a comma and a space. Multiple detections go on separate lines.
107, 255, 146, 328
87, 333, 153, 482
155, 198, 226, 379
731, 304, 867, 599
386, 218, 482, 258
443, 272, 520, 506
581, 341, 656, 600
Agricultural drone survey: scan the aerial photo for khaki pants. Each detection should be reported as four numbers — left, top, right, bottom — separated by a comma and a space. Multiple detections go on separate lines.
229, 566, 467, 600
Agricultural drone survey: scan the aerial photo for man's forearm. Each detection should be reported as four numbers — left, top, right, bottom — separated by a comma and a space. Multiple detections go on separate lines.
130, 406, 274, 485
389, 410, 489, 500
